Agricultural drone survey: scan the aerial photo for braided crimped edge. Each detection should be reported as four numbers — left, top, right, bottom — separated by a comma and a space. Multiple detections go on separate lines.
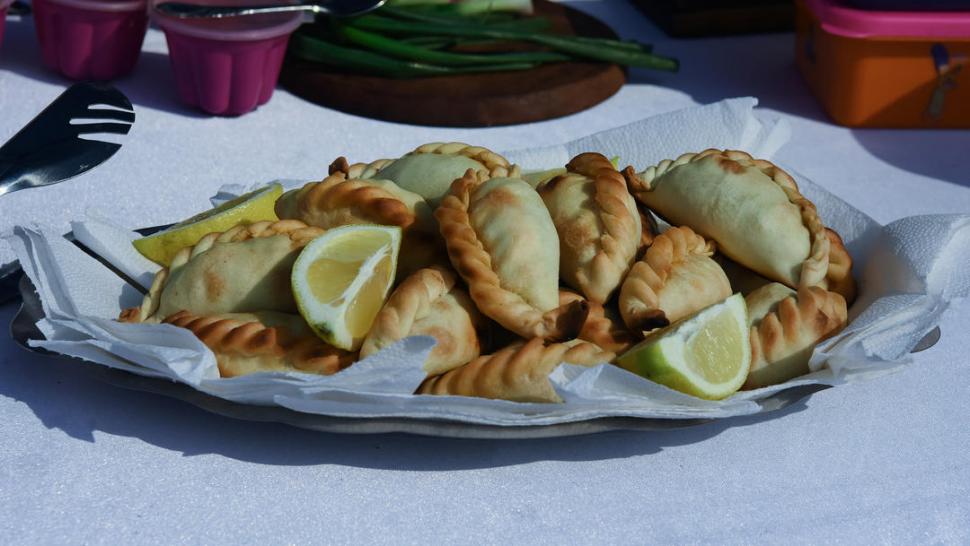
624, 149, 832, 291
329, 142, 520, 182
745, 286, 847, 389
359, 266, 457, 359
824, 228, 856, 304
559, 290, 637, 354
541, 152, 641, 304
435, 170, 588, 341
120, 220, 323, 324
619, 226, 717, 332
415, 337, 614, 403
329, 157, 395, 180
163, 311, 355, 378
281, 172, 417, 231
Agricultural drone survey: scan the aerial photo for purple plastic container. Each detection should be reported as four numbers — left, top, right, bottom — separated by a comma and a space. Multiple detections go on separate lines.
151, 0, 301, 116
33, 0, 149, 80
0, 0, 12, 52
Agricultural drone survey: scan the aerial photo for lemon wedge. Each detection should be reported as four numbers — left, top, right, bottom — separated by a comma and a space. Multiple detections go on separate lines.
133, 183, 282, 266
616, 293, 750, 400
291, 225, 401, 351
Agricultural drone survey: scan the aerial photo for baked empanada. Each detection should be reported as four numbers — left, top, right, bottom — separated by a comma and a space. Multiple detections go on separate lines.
416, 337, 614, 403
275, 172, 435, 234
164, 310, 354, 377
332, 142, 519, 207
624, 150, 842, 293
559, 290, 637, 354
744, 283, 847, 389
539, 153, 641, 304
619, 226, 732, 332
122, 220, 324, 323
436, 172, 587, 340
361, 267, 482, 376
824, 228, 856, 304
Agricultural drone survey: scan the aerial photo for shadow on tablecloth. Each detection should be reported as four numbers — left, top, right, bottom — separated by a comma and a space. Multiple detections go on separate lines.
0, 18, 205, 118
0, 312, 814, 470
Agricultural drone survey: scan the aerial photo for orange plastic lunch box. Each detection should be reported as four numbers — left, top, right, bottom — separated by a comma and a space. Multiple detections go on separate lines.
796, 0, 970, 128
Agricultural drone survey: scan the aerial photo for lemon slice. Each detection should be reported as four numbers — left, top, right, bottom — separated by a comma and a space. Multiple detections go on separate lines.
133, 183, 282, 266
616, 293, 750, 400
291, 225, 401, 351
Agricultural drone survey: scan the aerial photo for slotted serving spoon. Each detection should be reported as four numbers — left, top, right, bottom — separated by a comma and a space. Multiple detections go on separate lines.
0, 82, 135, 303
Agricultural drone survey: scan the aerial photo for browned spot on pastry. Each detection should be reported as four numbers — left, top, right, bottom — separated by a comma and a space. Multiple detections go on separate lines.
715, 155, 747, 174
423, 326, 455, 358
481, 186, 518, 207
560, 217, 595, 250
328, 156, 350, 175
204, 269, 225, 302
118, 307, 141, 323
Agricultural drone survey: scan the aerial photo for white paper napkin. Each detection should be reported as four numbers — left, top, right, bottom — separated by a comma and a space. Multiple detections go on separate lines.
6, 98, 969, 427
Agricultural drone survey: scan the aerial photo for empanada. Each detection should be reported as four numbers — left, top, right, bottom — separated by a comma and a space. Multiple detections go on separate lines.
275, 172, 435, 234
436, 172, 588, 340
539, 153, 641, 303
164, 310, 354, 377
559, 290, 637, 354
624, 150, 844, 293
361, 267, 483, 376
416, 337, 614, 403
332, 142, 520, 207
619, 226, 732, 332
744, 283, 848, 389
121, 220, 324, 323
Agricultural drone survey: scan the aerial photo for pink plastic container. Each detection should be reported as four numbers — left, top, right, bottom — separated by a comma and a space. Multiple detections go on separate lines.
0, 0, 14, 52
32, 0, 149, 80
151, 0, 301, 116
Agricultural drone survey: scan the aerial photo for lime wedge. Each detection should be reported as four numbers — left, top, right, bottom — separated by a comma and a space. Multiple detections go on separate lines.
133, 183, 282, 266
617, 293, 750, 400
291, 225, 401, 351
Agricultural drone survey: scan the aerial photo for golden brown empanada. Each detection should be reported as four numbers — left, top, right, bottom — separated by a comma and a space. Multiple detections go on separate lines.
436, 171, 588, 340
163, 310, 355, 377
275, 172, 435, 235
416, 337, 614, 403
361, 267, 483, 376
559, 290, 637, 354
539, 153, 641, 304
624, 150, 842, 293
619, 226, 732, 332
824, 228, 856, 304
744, 283, 848, 389
121, 220, 324, 323
332, 142, 520, 207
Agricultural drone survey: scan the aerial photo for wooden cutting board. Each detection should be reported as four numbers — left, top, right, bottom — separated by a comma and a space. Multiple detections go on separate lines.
279, 0, 626, 127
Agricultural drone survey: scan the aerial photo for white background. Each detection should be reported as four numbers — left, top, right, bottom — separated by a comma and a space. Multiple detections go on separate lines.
1, 1, 969, 543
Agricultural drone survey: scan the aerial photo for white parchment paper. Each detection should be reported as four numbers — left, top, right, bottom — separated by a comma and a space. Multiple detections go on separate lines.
6, 98, 969, 426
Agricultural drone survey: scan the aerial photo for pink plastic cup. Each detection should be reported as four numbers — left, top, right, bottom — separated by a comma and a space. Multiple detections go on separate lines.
151, 0, 301, 116
32, 0, 149, 80
1, 0, 14, 52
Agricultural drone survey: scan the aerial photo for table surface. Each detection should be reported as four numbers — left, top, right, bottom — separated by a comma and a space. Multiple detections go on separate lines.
2, 2, 970, 544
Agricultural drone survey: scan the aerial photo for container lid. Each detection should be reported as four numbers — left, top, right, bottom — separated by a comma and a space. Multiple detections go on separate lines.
150, 0, 302, 41
806, 0, 970, 38
0, 0, 15, 10
40, 0, 147, 13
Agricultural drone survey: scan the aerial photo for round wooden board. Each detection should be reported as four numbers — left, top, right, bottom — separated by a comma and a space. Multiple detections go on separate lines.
279, 0, 626, 127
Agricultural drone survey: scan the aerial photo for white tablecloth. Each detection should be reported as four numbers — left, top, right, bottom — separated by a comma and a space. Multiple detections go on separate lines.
2, 2, 969, 543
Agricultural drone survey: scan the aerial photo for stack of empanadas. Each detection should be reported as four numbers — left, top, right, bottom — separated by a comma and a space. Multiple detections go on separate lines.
120, 143, 855, 404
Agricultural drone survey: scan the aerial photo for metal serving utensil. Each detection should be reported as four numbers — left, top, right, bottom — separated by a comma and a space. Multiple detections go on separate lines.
153, 0, 385, 19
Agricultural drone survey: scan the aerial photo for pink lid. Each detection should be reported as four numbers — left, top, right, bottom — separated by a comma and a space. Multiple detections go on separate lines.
150, 0, 301, 41
806, 0, 970, 38
0, 0, 14, 10
38, 0, 146, 12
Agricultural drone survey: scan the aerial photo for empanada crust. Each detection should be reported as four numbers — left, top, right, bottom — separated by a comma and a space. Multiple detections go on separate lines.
332, 142, 520, 207
164, 310, 355, 377
416, 338, 614, 403
361, 267, 482, 376
275, 173, 434, 234
744, 284, 848, 389
123, 220, 324, 323
624, 150, 831, 291
540, 153, 641, 304
619, 226, 732, 332
560, 290, 637, 354
436, 171, 587, 340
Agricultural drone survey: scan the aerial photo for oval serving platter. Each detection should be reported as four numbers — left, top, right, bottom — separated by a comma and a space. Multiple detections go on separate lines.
8, 275, 941, 439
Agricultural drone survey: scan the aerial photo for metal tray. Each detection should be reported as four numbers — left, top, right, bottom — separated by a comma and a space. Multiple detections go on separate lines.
9, 275, 942, 439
